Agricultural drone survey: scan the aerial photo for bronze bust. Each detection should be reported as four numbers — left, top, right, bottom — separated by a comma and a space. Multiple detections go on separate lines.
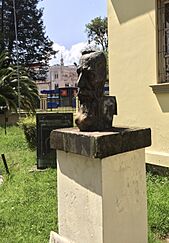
75, 50, 117, 132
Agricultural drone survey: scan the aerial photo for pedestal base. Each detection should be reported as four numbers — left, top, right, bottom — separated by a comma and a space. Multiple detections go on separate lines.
49, 231, 72, 243
57, 149, 147, 243
50, 126, 151, 243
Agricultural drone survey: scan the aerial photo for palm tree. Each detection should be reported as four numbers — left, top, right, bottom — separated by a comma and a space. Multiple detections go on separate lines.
0, 50, 39, 112
0, 50, 18, 110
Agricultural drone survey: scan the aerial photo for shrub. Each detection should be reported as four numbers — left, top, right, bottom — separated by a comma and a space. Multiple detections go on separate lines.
18, 115, 36, 149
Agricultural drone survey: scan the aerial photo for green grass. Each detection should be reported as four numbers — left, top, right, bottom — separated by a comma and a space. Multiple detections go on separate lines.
0, 126, 57, 243
147, 173, 169, 243
0, 126, 168, 243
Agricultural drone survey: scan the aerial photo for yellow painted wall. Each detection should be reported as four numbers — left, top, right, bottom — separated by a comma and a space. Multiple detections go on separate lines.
108, 0, 169, 167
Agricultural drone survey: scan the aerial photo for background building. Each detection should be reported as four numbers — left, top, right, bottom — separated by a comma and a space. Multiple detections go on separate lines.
36, 57, 78, 109
47, 56, 78, 89
36, 80, 50, 94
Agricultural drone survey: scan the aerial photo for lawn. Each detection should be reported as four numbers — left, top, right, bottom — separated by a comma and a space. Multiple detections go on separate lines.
0, 126, 57, 243
0, 125, 168, 243
147, 173, 169, 243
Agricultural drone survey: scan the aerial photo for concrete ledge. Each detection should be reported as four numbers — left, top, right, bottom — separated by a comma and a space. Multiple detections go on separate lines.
50, 127, 151, 159
146, 150, 169, 167
150, 83, 169, 93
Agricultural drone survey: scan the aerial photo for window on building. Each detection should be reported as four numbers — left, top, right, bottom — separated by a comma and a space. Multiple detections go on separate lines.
54, 73, 58, 79
157, 0, 169, 82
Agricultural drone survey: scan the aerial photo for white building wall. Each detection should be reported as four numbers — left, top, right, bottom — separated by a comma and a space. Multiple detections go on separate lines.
48, 64, 78, 89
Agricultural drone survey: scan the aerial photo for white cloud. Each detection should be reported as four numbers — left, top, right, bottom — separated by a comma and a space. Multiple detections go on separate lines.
50, 42, 88, 66
49, 41, 99, 66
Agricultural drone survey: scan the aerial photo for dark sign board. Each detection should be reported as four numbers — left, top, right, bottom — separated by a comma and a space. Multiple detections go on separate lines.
36, 112, 73, 169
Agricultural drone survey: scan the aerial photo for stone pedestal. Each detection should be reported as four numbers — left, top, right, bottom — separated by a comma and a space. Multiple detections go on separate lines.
50, 127, 151, 243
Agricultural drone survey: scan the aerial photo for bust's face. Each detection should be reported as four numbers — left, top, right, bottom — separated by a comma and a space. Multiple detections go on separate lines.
77, 51, 106, 102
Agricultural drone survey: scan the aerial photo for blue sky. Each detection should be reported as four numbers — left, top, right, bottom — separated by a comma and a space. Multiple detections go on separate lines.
38, 0, 107, 65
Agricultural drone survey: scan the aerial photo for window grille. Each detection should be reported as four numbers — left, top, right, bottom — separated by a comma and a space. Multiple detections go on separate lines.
157, 0, 169, 82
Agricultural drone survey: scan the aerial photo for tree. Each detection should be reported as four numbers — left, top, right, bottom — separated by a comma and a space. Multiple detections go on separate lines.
0, 0, 5, 50
85, 17, 108, 52
0, 50, 39, 112
0, 51, 18, 111
1, 0, 56, 81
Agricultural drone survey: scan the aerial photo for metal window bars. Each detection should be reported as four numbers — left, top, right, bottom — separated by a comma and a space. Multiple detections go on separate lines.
157, 0, 169, 82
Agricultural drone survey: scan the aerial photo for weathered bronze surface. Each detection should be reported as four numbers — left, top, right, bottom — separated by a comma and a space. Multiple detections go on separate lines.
75, 50, 117, 131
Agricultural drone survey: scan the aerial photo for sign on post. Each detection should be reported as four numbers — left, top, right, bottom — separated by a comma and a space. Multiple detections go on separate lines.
36, 112, 73, 169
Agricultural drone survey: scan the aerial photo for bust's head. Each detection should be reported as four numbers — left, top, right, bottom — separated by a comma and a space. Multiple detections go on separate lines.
77, 50, 106, 102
